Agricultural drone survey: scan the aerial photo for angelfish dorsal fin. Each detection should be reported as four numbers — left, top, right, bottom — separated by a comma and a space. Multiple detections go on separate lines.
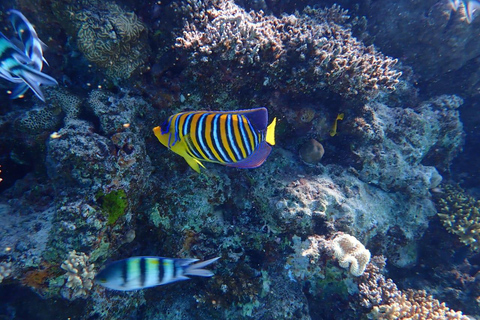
236, 108, 268, 131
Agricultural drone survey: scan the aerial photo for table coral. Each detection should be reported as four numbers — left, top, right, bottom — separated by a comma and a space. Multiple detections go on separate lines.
174, 0, 401, 100
60, 250, 95, 300
435, 184, 480, 251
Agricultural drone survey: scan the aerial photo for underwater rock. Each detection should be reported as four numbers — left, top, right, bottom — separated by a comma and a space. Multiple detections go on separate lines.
0, 261, 12, 283
299, 139, 325, 165
351, 95, 464, 196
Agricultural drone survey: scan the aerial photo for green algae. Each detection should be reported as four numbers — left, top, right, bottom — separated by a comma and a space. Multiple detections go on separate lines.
97, 190, 128, 225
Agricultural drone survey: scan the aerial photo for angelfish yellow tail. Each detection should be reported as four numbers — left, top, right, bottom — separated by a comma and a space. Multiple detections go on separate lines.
266, 117, 276, 146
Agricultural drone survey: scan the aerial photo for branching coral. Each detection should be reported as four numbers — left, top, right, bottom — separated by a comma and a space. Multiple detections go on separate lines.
359, 256, 469, 320
60, 250, 95, 300
435, 184, 480, 251
175, 0, 401, 100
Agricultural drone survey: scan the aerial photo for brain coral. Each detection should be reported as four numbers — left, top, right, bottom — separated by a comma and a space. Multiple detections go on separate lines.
53, 0, 149, 81
435, 184, 480, 251
332, 233, 371, 276
175, 0, 401, 100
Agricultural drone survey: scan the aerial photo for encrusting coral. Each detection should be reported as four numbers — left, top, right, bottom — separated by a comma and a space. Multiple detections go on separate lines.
175, 0, 401, 100
332, 233, 371, 277
60, 250, 95, 300
435, 184, 480, 251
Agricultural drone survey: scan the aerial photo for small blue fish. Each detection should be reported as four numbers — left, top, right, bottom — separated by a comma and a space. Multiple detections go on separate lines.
95, 256, 220, 291
153, 108, 276, 173
8, 9, 49, 99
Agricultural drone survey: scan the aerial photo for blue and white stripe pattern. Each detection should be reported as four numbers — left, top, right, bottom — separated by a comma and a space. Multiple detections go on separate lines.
95, 256, 220, 291
0, 9, 57, 101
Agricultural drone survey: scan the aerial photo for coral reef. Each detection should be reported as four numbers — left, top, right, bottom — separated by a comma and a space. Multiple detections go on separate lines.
15, 105, 63, 135
332, 233, 371, 276
359, 257, 469, 320
435, 184, 480, 251
60, 250, 95, 300
174, 0, 401, 100
52, 0, 149, 81
0, 1, 476, 319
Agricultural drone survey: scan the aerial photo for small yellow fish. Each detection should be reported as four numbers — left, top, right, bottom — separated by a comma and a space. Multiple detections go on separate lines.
329, 113, 344, 137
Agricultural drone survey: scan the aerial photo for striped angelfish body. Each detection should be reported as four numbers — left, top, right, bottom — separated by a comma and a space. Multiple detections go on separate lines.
165, 111, 264, 164
153, 107, 276, 173
95, 256, 219, 291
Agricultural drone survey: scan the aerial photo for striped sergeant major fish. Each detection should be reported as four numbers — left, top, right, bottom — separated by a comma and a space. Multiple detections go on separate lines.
449, 0, 480, 23
153, 107, 276, 173
95, 256, 220, 291
8, 9, 49, 99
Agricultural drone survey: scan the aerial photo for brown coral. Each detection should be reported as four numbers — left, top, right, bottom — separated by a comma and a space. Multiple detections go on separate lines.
435, 184, 480, 251
175, 0, 401, 100
359, 256, 469, 320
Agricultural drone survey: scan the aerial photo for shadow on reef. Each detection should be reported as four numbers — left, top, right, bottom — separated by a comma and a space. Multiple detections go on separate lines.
0, 284, 86, 320
450, 98, 480, 190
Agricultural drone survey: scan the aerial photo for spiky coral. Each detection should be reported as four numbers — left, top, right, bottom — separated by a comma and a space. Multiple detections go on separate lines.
435, 184, 480, 251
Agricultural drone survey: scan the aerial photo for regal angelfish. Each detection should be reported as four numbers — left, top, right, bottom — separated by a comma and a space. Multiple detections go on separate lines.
95, 256, 220, 291
153, 107, 276, 173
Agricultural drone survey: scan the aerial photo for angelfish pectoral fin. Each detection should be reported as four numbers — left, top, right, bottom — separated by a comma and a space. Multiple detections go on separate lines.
184, 156, 205, 173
